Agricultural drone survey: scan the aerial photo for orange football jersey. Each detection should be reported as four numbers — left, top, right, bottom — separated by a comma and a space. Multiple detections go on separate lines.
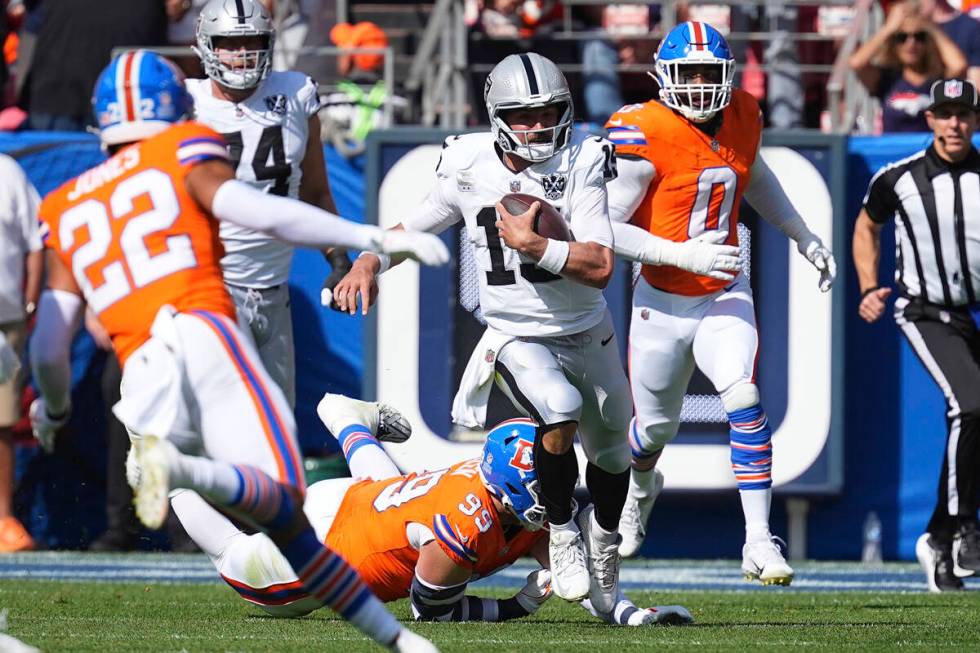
606, 88, 763, 296
39, 122, 236, 365
326, 459, 545, 601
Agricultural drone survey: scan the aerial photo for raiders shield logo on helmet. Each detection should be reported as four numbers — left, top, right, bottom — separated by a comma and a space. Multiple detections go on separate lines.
542, 173, 567, 201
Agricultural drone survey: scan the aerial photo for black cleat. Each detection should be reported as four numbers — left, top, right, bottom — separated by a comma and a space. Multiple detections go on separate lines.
916, 533, 965, 593
953, 521, 980, 575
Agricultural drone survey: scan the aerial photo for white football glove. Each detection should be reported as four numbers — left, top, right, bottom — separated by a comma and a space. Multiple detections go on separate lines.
378, 231, 450, 267
661, 231, 741, 281
0, 332, 19, 385
513, 569, 552, 614
798, 236, 836, 292
29, 398, 70, 453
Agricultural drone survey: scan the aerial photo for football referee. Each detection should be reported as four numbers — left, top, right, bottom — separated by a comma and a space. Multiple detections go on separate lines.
854, 78, 980, 593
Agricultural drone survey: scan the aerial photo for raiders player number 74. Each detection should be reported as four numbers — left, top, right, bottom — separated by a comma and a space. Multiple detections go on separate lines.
335, 53, 741, 614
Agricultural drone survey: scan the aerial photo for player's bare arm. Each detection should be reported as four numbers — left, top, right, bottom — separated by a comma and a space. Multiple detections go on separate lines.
852, 208, 890, 323
495, 200, 613, 288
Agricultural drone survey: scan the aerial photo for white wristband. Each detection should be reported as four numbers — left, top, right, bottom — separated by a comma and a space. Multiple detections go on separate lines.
537, 239, 569, 275
359, 251, 391, 275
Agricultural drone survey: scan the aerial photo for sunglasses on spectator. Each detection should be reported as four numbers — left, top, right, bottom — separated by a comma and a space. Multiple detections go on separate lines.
892, 31, 928, 44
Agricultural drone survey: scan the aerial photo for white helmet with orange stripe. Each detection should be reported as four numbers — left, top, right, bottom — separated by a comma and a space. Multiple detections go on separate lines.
654, 21, 736, 123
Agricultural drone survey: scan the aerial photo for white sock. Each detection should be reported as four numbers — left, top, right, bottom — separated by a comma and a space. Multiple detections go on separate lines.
590, 511, 618, 544
167, 450, 244, 505
551, 517, 578, 534
631, 467, 659, 498
740, 488, 772, 541
347, 445, 400, 481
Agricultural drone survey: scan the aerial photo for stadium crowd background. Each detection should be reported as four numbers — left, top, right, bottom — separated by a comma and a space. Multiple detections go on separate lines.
0, 0, 978, 562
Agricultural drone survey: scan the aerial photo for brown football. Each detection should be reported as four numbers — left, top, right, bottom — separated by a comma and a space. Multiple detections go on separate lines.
500, 193, 573, 242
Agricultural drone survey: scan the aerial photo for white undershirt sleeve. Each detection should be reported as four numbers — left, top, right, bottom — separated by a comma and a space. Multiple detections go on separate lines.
606, 156, 655, 224
743, 151, 815, 245
211, 179, 385, 251
401, 175, 463, 234
29, 289, 84, 415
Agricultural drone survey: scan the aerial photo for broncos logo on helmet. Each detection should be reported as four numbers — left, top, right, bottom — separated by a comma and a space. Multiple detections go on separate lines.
92, 50, 194, 146
479, 418, 547, 530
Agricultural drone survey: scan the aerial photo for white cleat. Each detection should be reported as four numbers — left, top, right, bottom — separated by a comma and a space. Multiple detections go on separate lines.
317, 393, 412, 444
131, 435, 173, 530
390, 628, 439, 653
577, 504, 621, 614
619, 468, 664, 558
632, 605, 695, 626
549, 526, 591, 602
741, 534, 794, 586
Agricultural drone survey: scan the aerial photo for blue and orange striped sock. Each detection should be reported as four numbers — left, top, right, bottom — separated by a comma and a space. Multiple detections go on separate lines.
281, 528, 401, 645
336, 423, 399, 480
728, 405, 773, 491
226, 465, 299, 531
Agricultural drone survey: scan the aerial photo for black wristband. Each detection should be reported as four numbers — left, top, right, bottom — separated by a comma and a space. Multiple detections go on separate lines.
861, 286, 881, 299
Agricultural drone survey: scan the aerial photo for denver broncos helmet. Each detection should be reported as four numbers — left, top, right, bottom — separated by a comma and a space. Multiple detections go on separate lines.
654, 21, 735, 122
92, 50, 193, 146
479, 418, 547, 530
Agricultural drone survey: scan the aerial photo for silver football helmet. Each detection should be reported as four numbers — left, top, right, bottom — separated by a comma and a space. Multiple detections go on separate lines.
485, 53, 574, 163
194, 0, 275, 90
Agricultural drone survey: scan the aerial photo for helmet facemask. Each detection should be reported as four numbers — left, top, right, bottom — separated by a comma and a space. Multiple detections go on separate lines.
196, 32, 274, 90
490, 98, 573, 163
655, 59, 734, 122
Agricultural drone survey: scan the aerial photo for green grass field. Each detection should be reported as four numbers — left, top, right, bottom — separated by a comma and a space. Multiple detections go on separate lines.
3, 580, 980, 652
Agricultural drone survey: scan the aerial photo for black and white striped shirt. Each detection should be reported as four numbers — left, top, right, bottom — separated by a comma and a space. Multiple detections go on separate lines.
863, 145, 980, 307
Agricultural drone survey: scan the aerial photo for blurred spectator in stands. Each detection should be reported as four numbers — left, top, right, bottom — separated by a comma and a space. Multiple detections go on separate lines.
478, 0, 558, 38
82, 310, 140, 552
0, 154, 40, 553
850, 0, 966, 132
578, 5, 655, 126
23, 0, 167, 132
167, 0, 207, 78
918, 0, 980, 90
320, 21, 407, 158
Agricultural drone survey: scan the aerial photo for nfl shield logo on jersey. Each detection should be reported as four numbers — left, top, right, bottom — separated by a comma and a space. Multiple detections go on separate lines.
264, 94, 287, 115
542, 173, 567, 201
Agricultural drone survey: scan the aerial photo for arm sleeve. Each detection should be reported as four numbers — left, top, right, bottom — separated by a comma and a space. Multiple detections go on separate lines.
862, 168, 898, 225
401, 147, 463, 234
607, 155, 655, 224
410, 574, 534, 623
29, 289, 84, 415
743, 151, 816, 244
566, 148, 614, 248
211, 179, 386, 251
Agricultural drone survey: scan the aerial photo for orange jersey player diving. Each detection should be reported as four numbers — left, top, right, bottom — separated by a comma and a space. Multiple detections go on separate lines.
325, 458, 545, 602
605, 88, 762, 296
38, 121, 235, 365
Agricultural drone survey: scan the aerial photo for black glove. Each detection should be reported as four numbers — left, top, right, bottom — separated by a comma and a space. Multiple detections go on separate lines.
320, 249, 353, 310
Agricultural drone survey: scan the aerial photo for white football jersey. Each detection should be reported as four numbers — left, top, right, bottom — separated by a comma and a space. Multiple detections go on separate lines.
403, 130, 617, 336
187, 71, 321, 287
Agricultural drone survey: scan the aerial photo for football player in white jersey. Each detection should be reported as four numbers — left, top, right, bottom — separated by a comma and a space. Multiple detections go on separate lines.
333, 53, 738, 611
188, 0, 350, 407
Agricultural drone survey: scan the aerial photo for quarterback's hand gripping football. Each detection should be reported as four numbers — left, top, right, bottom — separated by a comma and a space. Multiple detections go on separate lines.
378, 230, 450, 267
670, 231, 741, 281
513, 569, 553, 614
29, 398, 70, 453
799, 236, 837, 292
